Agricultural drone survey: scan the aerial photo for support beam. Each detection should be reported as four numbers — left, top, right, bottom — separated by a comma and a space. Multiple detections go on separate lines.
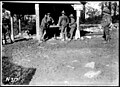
75, 10, 80, 40
18, 19, 21, 36
35, 4, 40, 40
10, 17, 14, 41
72, 4, 83, 40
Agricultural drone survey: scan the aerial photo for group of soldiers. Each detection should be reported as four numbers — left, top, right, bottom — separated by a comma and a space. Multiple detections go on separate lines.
40, 10, 77, 42
40, 7, 112, 43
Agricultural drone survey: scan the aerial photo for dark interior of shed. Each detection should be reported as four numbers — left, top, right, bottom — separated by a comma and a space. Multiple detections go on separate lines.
2, 2, 76, 24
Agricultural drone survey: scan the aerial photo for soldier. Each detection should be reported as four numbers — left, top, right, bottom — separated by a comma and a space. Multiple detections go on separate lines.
46, 13, 55, 27
2, 17, 13, 44
40, 14, 48, 41
46, 13, 55, 39
2, 9, 13, 44
101, 7, 112, 43
57, 10, 69, 41
69, 14, 77, 41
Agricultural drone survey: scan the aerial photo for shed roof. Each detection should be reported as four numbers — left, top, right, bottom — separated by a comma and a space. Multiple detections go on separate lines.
2, 2, 77, 15
2, 1, 78, 23
2, 2, 35, 15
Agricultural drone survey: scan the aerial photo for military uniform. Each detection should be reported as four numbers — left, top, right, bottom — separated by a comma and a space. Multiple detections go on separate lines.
69, 14, 77, 40
46, 13, 55, 39
101, 7, 112, 42
47, 13, 54, 27
57, 10, 69, 41
40, 14, 48, 41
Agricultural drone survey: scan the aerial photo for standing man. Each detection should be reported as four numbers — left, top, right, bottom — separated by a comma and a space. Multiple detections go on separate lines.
57, 10, 69, 41
69, 14, 77, 41
46, 13, 55, 39
2, 10, 13, 44
47, 13, 55, 27
40, 14, 48, 41
101, 7, 112, 43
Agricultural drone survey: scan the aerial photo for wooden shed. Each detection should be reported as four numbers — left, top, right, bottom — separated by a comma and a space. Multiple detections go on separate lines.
2, 1, 84, 41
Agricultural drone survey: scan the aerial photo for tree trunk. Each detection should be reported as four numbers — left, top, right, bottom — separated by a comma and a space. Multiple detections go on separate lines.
81, 5, 85, 23
108, 2, 111, 15
114, 2, 117, 16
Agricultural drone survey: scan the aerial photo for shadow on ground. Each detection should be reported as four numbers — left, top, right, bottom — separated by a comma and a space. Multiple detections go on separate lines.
2, 56, 36, 85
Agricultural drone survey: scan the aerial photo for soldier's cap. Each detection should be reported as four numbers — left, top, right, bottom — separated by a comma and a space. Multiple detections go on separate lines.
47, 13, 51, 15
103, 7, 110, 14
61, 10, 65, 14
69, 14, 74, 18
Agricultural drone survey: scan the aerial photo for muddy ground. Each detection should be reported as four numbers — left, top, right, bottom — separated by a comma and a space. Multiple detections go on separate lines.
2, 27, 119, 86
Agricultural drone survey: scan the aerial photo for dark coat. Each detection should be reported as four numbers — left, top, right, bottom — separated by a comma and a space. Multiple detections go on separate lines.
41, 16, 48, 29
69, 18, 77, 29
47, 16, 54, 26
57, 15, 69, 27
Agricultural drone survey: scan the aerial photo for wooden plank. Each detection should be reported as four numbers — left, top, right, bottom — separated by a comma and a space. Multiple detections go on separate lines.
18, 19, 21, 35
75, 10, 80, 39
10, 17, 14, 41
80, 24, 100, 27
49, 25, 59, 28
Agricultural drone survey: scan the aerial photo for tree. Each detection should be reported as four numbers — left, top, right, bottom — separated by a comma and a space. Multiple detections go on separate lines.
113, 2, 117, 16
111, 1, 119, 23
86, 6, 98, 18
100, 1, 119, 16
81, 1, 87, 23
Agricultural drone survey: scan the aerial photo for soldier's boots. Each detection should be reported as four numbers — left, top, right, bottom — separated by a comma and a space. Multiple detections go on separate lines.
61, 39, 65, 41
65, 37, 69, 40
106, 35, 111, 43
61, 34, 65, 41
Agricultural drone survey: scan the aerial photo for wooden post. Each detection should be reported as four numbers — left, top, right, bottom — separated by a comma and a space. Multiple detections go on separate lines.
72, 4, 83, 40
35, 4, 40, 41
10, 17, 14, 41
75, 10, 81, 40
18, 19, 21, 36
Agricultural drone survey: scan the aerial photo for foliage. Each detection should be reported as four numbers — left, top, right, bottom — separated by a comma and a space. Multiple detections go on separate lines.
85, 15, 102, 24
12, 15, 36, 35
85, 1, 119, 24
86, 6, 99, 18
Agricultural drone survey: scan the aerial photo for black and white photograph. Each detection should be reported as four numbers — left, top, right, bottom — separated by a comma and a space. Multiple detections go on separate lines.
1, 1, 119, 86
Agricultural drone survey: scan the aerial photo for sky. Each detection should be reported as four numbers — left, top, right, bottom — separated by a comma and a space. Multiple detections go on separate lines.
86, 1, 101, 9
